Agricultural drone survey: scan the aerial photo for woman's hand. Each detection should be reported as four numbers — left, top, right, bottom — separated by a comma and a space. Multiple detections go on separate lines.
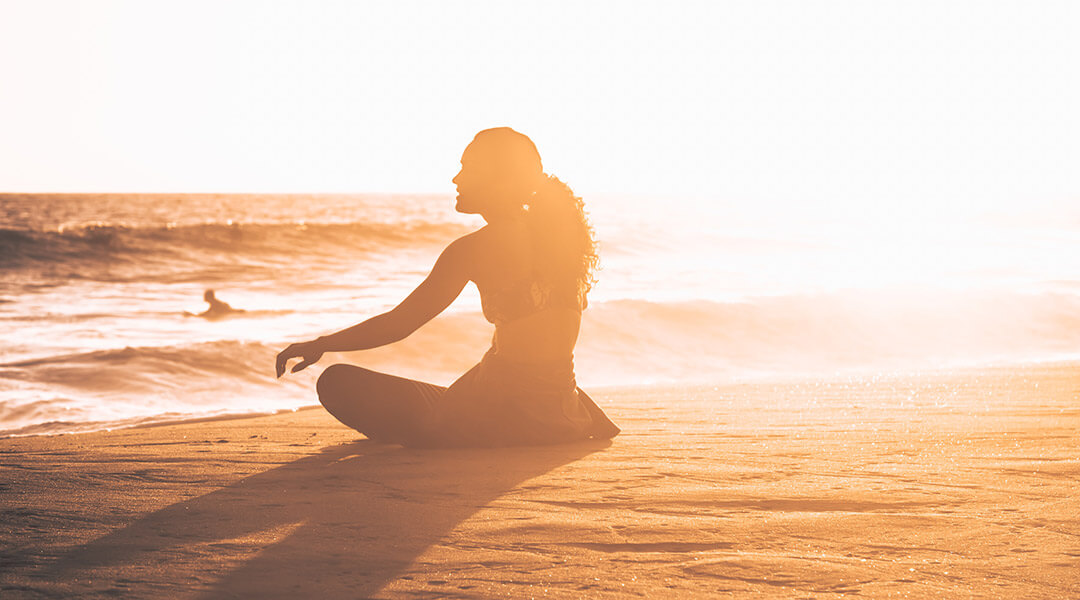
276, 339, 325, 378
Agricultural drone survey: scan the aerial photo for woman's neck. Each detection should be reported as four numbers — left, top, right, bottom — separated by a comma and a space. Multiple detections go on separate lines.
481, 204, 527, 225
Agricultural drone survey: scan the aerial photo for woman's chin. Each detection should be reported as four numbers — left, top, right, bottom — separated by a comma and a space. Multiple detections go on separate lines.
455, 200, 479, 215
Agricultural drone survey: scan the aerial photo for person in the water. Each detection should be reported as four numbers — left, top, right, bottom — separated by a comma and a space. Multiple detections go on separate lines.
188, 289, 242, 319
275, 127, 619, 448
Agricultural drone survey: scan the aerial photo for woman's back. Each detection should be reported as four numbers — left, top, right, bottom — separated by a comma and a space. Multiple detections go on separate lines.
467, 218, 582, 364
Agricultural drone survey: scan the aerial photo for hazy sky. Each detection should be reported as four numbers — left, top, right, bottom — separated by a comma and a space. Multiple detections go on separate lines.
1, 0, 1078, 218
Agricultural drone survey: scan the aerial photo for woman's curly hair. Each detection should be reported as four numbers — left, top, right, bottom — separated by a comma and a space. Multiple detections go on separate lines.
527, 173, 599, 307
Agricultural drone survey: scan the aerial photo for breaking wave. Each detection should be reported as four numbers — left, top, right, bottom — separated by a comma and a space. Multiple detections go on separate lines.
0, 220, 470, 281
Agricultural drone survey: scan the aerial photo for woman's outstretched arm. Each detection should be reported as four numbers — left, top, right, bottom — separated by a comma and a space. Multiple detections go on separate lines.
276, 239, 471, 377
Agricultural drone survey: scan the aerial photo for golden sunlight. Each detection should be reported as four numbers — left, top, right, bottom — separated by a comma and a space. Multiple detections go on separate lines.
2, 2, 1079, 598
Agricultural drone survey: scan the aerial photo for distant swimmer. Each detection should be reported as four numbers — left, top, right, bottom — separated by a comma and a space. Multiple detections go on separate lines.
185, 289, 244, 319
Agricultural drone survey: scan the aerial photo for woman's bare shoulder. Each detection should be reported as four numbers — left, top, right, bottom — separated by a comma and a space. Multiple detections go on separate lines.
447, 225, 516, 284
450, 225, 499, 253
438, 227, 492, 272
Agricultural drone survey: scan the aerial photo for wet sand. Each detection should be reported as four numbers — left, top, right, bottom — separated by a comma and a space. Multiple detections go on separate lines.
1, 363, 1078, 598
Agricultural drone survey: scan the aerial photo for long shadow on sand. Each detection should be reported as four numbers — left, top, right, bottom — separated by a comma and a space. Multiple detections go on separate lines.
46, 439, 608, 598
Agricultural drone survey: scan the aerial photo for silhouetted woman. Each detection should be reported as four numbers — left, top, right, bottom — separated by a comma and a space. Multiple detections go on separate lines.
276, 127, 619, 447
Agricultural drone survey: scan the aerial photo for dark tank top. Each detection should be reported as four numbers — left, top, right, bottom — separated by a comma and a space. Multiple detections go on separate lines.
481, 277, 582, 325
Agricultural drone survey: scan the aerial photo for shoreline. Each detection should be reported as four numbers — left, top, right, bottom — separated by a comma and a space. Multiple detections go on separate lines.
5, 356, 1079, 440
2, 361, 1077, 597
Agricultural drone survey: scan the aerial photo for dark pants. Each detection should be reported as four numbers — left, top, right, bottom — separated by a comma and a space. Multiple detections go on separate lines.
316, 359, 620, 447
316, 363, 445, 445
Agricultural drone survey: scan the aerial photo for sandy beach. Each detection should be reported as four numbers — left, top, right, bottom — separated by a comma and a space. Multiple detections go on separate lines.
2, 362, 1078, 599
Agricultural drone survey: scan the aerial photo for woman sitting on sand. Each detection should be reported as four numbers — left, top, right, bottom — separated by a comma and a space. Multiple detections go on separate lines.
275, 127, 619, 448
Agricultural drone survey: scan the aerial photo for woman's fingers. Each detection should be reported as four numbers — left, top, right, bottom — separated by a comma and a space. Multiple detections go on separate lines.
277, 343, 323, 378
291, 350, 323, 374
275, 344, 297, 378
291, 359, 313, 373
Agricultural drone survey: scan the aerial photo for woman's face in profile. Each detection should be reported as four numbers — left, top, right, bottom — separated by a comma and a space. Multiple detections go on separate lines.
452, 141, 532, 216
452, 143, 498, 215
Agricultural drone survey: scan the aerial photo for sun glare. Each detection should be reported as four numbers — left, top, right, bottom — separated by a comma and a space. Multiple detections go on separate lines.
0, 1, 1076, 226
2, 4, 1080, 596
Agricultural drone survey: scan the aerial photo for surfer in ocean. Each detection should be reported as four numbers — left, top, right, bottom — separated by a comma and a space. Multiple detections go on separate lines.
275, 127, 619, 447
185, 289, 244, 319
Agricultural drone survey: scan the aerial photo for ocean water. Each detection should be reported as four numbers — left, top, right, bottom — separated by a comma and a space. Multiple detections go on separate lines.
2, 193, 1079, 436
